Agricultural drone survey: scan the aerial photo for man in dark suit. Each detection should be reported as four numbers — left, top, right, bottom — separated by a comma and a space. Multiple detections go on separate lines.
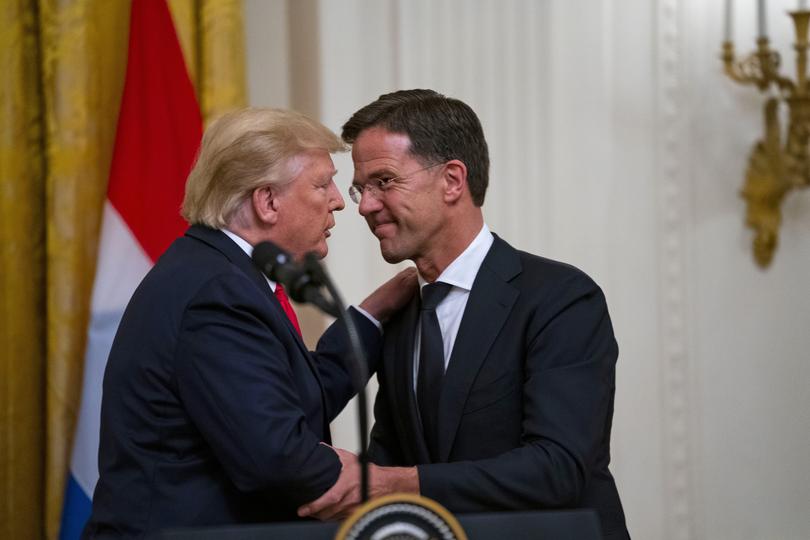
298, 90, 630, 539
83, 108, 416, 538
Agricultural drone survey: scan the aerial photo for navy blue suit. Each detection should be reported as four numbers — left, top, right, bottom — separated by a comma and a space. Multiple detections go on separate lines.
84, 225, 380, 538
368, 235, 629, 539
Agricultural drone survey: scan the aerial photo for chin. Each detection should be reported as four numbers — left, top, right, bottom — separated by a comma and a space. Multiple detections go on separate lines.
379, 243, 407, 264
312, 242, 328, 259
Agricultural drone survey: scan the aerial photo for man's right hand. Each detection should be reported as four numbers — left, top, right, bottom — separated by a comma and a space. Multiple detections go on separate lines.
299, 446, 362, 521
358, 267, 418, 323
299, 446, 420, 521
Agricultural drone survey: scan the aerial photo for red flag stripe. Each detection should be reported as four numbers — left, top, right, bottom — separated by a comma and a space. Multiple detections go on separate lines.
106, 0, 203, 263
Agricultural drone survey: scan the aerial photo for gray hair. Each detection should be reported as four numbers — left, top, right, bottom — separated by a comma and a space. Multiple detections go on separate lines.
182, 107, 346, 228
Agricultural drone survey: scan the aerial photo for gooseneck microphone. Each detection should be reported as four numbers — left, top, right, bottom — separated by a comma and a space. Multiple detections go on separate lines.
252, 242, 339, 318
251, 241, 371, 502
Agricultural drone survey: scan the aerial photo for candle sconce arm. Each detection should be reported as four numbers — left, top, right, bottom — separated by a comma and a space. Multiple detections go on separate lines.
722, 41, 795, 93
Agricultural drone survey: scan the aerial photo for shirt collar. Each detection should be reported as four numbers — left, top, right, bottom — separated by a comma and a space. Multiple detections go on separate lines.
221, 228, 277, 291
418, 223, 494, 292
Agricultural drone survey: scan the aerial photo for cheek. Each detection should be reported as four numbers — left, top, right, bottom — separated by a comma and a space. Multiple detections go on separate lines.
291, 196, 326, 230
385, 196, 413, 221
310, 192, 331, 216
396, 198, 431, 227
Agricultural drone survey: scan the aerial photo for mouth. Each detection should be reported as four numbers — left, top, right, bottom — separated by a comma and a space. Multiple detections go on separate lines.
324, 218, 336, 238
371, 221, 396, 238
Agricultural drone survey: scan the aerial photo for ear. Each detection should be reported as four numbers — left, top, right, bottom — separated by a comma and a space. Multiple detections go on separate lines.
252, 185, 281, 226
442, 160, 468, 204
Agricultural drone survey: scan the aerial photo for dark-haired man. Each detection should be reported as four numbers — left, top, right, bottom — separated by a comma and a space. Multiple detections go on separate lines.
299, 90, 630, 539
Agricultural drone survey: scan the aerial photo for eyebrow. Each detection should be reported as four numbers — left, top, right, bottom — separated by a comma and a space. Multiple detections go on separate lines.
314, 169, 338, 185
354, 167, 397, 184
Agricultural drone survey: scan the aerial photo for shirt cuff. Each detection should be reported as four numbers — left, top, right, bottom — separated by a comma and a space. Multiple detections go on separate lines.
351, 305, 382, 332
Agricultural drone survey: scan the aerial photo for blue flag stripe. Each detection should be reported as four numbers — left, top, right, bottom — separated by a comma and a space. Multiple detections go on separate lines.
59, 474, 92, 539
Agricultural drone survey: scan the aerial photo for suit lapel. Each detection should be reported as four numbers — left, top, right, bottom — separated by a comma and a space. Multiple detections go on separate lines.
385, 296, 431, 464
187, 227, 311, 348
185, 226, 327, 414
437, 236, 521, 461
187, 225, 273, 297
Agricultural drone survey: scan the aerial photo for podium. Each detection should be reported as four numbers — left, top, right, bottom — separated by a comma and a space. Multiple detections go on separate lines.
151, 509, 602, 540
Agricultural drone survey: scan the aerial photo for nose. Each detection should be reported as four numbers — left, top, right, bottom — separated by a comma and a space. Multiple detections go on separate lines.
358, 189, 383, 217
329, 181, 345, 212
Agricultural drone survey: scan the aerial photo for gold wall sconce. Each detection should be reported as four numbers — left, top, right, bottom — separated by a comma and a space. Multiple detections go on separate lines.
722, 1, 810, 267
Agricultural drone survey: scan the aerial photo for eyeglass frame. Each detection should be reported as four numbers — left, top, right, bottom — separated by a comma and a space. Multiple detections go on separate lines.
347, 162, 445, 204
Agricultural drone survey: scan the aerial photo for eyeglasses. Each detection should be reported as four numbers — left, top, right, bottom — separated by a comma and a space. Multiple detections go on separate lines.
348, 162, 444, 204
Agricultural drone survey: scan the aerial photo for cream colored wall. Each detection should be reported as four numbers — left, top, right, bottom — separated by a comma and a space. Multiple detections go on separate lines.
245, 1, 810, 538
688, 2, 810, 539
245, 0, 289, 108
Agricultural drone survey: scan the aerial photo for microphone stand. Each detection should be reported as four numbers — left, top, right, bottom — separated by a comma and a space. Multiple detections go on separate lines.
302, 254, 371, 503
258, 248, 467, 539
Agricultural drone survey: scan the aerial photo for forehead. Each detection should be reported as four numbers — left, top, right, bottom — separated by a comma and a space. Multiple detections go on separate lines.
351, 127, 416, 171
287, 148, 336, 179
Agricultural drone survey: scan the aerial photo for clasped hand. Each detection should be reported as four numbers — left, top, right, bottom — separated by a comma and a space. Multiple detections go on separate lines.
297, 445, 419, 521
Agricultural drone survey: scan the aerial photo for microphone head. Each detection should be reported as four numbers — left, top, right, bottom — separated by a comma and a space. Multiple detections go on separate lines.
252, 242, 330, 308
252, 241, 294, 282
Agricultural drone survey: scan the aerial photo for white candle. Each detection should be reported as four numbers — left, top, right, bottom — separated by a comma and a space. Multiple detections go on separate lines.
758, 0, 767, 38
725, 0, 734, 41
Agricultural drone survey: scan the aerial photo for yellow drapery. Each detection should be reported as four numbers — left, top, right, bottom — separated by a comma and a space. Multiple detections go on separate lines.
0, 1, 246, 537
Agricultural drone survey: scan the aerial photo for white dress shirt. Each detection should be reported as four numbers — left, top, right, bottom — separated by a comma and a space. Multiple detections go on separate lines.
413, 224, 494, 390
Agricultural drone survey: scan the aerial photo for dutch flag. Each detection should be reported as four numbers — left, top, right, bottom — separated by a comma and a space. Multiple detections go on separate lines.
59, 0, 202, 536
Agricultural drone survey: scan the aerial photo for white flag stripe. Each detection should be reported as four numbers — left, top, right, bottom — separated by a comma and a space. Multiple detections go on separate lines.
89, 201, 153, 312
69, 201, 153, 496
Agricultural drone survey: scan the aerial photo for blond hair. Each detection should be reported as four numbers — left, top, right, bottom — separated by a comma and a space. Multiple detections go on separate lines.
181, 107, 346, 228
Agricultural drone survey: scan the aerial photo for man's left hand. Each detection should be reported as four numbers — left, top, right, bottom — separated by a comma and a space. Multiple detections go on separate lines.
297, 463, 419, 521
358, 267, 419, 323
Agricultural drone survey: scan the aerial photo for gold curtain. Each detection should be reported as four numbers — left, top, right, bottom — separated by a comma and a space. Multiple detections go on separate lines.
0, 1, 246, 537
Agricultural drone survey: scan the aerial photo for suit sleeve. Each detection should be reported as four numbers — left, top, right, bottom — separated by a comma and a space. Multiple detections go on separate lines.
174, 273, 340, 505
417, 273, 618, 511
312, 307, 382, 423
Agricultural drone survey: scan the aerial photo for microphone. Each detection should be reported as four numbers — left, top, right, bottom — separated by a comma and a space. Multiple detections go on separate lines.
251, 239, 372, 502
252, 242, 339, 317
253, 241, 464, 535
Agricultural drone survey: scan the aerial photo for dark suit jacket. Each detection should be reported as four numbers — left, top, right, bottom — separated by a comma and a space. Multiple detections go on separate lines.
368, 235, 629, 539
84, 225, 380, 538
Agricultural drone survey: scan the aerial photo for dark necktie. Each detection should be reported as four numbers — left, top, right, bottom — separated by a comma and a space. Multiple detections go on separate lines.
417, 281, 452, 461
274, 284, 303, 337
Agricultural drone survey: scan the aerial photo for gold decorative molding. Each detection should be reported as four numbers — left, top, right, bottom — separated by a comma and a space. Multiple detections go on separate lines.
739, 98, 791, 267
722, 11, 810, 267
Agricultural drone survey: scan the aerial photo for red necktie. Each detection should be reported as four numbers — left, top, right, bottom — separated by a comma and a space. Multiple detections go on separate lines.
274, 284, 303, 337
